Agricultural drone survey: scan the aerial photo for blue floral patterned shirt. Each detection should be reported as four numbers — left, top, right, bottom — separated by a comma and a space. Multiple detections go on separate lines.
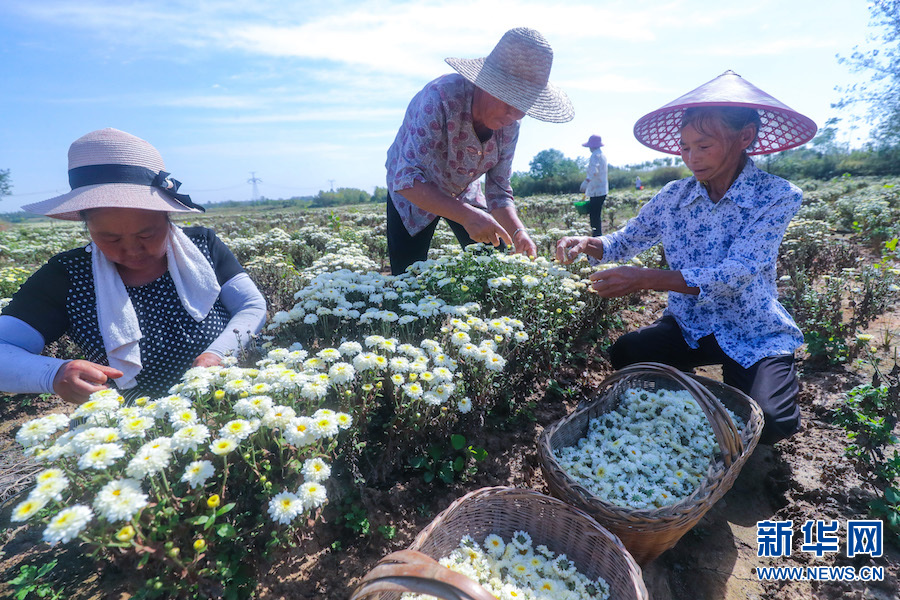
599, 158, 803, 368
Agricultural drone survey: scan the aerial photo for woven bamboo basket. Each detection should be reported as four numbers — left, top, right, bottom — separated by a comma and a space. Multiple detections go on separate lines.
539, 362, 764, 565
351, 486, 648, 600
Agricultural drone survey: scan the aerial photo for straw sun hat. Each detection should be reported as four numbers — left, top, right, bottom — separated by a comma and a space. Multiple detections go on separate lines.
633, 70, 817, 155
23, 128, 204, 221
445, 27, 574, 124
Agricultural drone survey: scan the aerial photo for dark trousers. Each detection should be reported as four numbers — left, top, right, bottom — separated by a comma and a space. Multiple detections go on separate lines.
386, 193, 504, 274
589, 195, 606, 237
609, 315, 801, 444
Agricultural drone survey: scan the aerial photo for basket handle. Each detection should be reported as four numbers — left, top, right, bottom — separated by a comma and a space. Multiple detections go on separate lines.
350, 549, 498, 600
599, 362, 743, 467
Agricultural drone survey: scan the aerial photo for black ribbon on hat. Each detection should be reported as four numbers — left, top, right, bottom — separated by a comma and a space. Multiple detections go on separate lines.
67, 164, 205, 212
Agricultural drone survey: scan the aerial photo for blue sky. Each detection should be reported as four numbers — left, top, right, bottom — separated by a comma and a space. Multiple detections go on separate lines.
0, 0, 877, 211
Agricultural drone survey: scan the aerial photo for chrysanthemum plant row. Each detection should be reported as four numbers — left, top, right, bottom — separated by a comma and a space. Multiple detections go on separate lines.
13, 245, 605, 597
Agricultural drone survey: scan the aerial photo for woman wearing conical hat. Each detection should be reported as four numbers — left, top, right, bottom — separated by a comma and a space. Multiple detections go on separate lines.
0, 129, 267, 404
557, 71, 817, 444
385, 27, 574, 274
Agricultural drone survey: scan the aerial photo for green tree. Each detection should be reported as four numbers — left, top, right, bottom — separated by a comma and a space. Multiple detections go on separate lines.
528, 149, 583, 179
0, 169, 11, 199
835, 0, 900, 146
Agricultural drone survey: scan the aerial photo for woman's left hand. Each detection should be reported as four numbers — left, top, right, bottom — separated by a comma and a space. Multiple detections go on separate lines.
513, 231, 537, 258
588, 266, 647, 297
193, 352, 223, 368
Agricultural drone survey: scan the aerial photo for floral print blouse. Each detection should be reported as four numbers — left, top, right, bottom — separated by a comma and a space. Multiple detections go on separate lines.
385, 74, 518, 236
599, 159, 804, 368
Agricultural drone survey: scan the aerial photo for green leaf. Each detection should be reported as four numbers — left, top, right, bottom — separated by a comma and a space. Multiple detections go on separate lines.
409, 457, 427, 470
471, 447, 488, 461
453, 456, 465, 472
189, 515, 209, 526
450, 434, 466, 450
885, 486, 900, 505
423, 471, 434, 483
216, 523, 238, 538
216, 502, 236, 517
438, 463, 454, 484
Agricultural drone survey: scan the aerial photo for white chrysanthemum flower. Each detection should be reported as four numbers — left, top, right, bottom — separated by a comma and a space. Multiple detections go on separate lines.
119, 415, 156, 439
234, 395, 275, 418
16, 415, 68, 447
209, 437, 238, 456
11, 496, 48, 522
457, 397, 473, 414
38, 441, 77, 462
71, 394, 121, 420
432, 367, 454, 382
338, 341, 362, 356
334, 412, 352, 430
268, 491, 304, 525
311, 413, 339, 438
283, 417, 317, 447
389, 356, 411, 373
262, 405, 297, 429
510, 530, 532, 550
43, 505, 93, 545
157, 394, 192, 415
298, 481, 328, 509
390, 373, 405, 386
78, 443, 125, 471
352, 352, 378, 371
71, 427, 120, 453
181, 460, 216, 489
223, 378, 251, 395
484, 533, 505, 557
450, 331, 471, 346
422, 392, 443, 406
300, 380, 329, 401
301, 458, 332, 482
316, 348, 342, 363
219, 419, 255, 441
328, 362, 355, 384
484, 353, 506, 372
171, 424, 211, 453
94, 479, 148, 522
126, 439, 173, 479
402, 382, 424, 399
169, 408, 198, 429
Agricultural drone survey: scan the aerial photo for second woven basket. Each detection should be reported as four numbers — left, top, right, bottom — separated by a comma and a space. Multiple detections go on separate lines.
351, 486, 648, 600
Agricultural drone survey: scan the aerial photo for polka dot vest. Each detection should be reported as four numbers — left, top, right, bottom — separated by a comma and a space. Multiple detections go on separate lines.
58, 231, 230, 401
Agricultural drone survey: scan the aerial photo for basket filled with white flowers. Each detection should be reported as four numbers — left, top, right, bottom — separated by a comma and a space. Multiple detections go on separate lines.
350, 486, 648, 600
538, 362, 764, 565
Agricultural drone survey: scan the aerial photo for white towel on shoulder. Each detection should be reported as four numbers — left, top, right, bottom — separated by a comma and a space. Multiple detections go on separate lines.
93, 223, 221, 389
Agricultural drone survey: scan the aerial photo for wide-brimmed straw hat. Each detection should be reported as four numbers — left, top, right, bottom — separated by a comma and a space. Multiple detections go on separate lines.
23, 128, 204, 221
582, 135, 604, 148
445, 27, 574, 124
633, 70, 817, 155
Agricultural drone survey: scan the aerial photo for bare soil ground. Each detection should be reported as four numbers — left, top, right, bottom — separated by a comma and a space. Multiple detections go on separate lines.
0, 301, 898, 599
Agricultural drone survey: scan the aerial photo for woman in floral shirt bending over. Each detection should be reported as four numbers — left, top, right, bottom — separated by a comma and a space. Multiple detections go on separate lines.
557, 71, 818, 444
385, 27, 573, 274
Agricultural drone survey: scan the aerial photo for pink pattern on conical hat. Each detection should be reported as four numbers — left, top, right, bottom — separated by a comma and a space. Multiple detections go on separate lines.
633, 70, 817, 156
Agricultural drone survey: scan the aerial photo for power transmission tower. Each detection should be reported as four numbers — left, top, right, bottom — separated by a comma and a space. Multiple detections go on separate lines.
248, 172, 262, 201
328, 179, 336, 192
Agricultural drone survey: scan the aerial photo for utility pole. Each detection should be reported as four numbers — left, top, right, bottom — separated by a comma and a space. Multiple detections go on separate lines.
248, 172, 262, 201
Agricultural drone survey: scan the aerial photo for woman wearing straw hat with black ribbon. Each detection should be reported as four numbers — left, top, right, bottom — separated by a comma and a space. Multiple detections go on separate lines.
557, 71, 818, 444
385, 27, 574, 274
0, 128, 267, 404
